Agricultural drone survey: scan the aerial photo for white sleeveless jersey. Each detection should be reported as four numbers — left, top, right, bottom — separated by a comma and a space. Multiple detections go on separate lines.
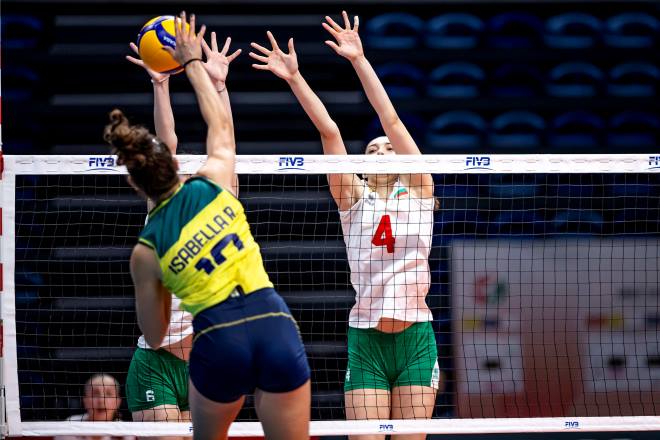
339, 180, 434, 328
138, 214, 194, 349
137, 296, 193, 349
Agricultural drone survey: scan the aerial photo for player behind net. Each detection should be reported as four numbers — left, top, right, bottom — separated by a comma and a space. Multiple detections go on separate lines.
104, 13, 310, 440
250, 10, 439, 440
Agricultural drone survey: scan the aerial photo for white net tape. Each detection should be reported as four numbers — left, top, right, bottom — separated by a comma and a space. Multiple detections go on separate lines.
2, 154, 659, 437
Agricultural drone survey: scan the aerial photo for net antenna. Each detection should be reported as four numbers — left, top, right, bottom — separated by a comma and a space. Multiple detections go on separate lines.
0, 59, 8, 439
2, 154, 660, 437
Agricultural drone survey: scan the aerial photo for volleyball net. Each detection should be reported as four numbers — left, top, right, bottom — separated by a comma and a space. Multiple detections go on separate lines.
1, 154, 659, 437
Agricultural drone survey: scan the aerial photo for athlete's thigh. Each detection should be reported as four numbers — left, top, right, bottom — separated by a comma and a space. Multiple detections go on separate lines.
344, 330, 391, 421
391, 385, 436, 419
133, 405, 189, 440
254, 379, 311, 440
344, 388, 390, 440
345, 388, 391, 420
132, 405, 183, 421
188, 379, 244, 440
388, 386, 437, 440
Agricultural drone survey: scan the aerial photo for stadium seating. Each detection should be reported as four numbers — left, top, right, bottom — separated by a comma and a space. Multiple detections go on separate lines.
546, 62, 604, 98
547, 183, 598, 210
487, 12, 544, 48
489, 110, 546, 149
544, 12, 602, 49
604, 12, 659, 48
374, 62, 425, 98
2, 66, 40, 101
548, 111, 604, 149
427, 62, 485, 98
365, 113, 427, 146
489, 179, 539, 199
426, 111, 486, 151
425, 13, 484, 49
608, 62, 659, 97
552, 210, 605, 234
607, 111, 659, 149
436, 209, 486, 237
1, 14, 43, 49
365, 12, 424, 49
490, 210, 547, 235
490, 63, 543, 97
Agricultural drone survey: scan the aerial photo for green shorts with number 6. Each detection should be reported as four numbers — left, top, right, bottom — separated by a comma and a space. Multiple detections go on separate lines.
344, 321, 439, 392
126, 347, 189, 412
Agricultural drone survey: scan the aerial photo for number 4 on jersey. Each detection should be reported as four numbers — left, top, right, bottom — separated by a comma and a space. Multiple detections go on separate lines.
372, 214, 395, 253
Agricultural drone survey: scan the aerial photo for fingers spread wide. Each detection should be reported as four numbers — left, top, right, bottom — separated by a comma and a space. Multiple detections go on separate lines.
250, 41, 271, 54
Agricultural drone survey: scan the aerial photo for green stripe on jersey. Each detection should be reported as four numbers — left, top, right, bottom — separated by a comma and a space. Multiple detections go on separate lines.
140, 177, 223, 258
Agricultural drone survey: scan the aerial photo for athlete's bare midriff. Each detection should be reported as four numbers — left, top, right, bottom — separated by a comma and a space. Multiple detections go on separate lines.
374, 317, 415, 333
162, 334, 192, 361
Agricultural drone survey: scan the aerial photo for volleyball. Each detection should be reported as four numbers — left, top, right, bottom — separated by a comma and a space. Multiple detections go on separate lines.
137, 16, 189, 74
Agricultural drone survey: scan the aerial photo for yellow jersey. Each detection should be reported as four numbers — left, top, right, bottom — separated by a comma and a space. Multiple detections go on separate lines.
138, 176, 273, 316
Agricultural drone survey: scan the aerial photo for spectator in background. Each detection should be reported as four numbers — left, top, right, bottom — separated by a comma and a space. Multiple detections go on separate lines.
55, 374, 135, 440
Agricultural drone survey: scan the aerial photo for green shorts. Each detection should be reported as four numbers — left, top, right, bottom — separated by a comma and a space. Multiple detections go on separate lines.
126, 347, 189, 412
344, 321, 439, 392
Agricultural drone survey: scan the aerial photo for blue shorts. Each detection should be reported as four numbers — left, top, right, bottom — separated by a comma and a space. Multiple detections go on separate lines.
189, 288, 310, 403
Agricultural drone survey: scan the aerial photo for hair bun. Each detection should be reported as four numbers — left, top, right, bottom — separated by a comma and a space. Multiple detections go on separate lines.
103, 109, 131, 149
108, 109, 127, 129
103, 109, 152, 168
102, 108, 179, 200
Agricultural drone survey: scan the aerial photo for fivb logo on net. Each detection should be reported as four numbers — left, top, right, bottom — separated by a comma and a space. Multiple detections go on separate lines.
277, 156, 305, 171
88, 156, 118, 171
649, 155, 660, 170
378, 423, 394, 432
465, 156, 493, 170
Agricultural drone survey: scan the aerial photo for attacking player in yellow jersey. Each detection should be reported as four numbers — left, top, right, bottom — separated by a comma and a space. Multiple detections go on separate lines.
103, 13, 310, 440
123, 27, 242, 431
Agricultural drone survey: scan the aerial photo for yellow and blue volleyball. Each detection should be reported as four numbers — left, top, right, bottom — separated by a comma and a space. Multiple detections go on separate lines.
137, 16, 189, 74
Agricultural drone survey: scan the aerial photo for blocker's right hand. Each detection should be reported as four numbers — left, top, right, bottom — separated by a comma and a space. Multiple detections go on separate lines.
126, 42, 170, 83
163, 12, 206, 68
323, 11, 363, 62
249, 31, 299, 81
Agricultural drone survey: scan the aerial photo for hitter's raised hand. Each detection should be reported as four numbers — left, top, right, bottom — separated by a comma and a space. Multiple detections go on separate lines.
163, 11, 206, 67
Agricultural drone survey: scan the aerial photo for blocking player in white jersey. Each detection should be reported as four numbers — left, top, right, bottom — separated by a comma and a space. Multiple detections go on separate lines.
124, 30, 240, 431
250, 11, 440, 440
